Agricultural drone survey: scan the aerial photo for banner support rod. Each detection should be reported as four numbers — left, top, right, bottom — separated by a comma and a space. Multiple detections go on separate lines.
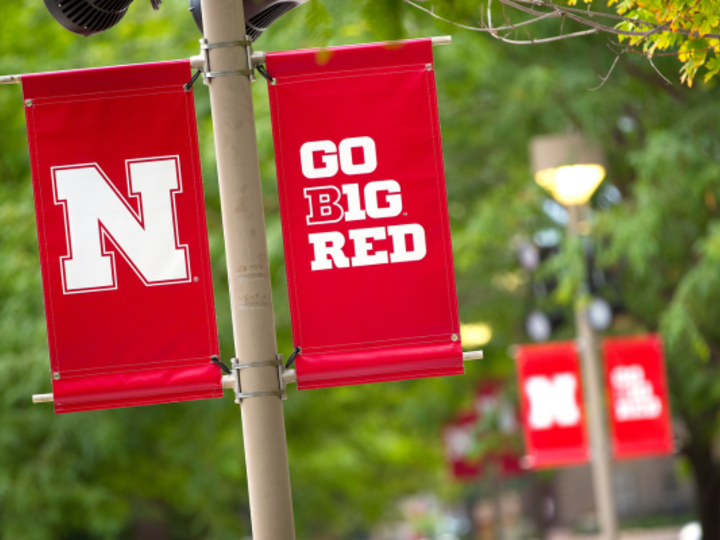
6, 36, 452, 87
431, 36, 452, 45
32, 351, 482, 404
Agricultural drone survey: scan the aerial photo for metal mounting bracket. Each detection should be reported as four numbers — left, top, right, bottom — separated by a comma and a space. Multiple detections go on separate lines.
231, 354, 287, 403
197, 37, 256, 84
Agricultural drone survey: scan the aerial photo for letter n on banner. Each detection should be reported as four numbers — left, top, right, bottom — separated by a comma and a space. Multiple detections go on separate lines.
516, 343, 589, 468
265, 39, 463, 389
22, 61, 222, 413
603, 335, 674, 459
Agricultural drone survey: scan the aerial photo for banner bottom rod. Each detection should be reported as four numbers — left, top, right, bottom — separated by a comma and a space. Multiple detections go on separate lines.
31, 350, 481, 404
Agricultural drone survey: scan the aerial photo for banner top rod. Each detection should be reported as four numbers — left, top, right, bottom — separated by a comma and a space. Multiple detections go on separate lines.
431, 35, 452, 45
5, 37, 451, 85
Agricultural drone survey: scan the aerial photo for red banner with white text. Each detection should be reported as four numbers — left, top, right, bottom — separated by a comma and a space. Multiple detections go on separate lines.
23, 61, 222, 413
516, 343, 589, 469
266, 39, 463, 389
603, 335, 674, 459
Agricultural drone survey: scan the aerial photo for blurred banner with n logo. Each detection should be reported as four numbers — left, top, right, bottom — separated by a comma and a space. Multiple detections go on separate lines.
23, 61, 222, 413
516, 343, 589, 468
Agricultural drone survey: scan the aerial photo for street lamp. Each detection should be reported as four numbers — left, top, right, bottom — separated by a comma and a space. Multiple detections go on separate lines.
530, 133, 606, 206
44, 0, 307, 38
529, 133, 618, 540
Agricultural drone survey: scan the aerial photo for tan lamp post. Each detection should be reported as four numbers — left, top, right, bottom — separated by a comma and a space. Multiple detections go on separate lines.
530, 133, 618, 540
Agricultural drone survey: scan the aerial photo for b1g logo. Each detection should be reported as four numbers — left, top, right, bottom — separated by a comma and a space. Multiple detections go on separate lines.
53, 156, 190, 294
299, 137, 427, 271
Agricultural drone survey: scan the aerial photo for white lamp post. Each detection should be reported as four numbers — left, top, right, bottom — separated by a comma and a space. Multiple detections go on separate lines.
530, 133, 618, 540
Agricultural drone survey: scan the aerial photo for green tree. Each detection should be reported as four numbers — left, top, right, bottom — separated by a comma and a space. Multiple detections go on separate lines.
3, 0, 720, 539
399, 0, 720, 86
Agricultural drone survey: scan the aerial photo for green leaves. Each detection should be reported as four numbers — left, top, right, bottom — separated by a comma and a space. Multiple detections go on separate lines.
304, 0, 333, 45
602, 0, 720, 85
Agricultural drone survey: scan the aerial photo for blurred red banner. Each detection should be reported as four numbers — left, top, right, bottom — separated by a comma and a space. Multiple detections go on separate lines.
266, 39, 462, 390
516, 343, 589, 468
442, 382, 523, 481
23, 61, 221, 413
603, 335, 674, 459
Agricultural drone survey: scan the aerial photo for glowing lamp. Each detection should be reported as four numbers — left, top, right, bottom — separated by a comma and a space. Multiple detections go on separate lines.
530, 134, 606, 206
460, 322, 492, 348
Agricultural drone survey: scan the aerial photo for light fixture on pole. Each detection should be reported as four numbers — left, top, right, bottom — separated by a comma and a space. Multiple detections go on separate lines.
529, 133, 618, 540
530, 133, 606, 206
44, 0, 307, 38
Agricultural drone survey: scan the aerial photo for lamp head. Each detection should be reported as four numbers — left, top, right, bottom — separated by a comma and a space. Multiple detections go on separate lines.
44, 0, 139, 36
189, 0, 309, 40
45, 0, 306, 39
530, 133, 606, 206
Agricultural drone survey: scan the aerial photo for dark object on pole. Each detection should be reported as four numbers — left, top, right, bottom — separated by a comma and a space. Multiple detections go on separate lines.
43, 0, 137, 36
189, 0, 308, 40
45, 0, 305, 39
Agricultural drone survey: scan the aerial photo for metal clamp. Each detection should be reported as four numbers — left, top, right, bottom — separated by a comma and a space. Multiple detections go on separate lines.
206, 69, 254, 79
201, 39, 252, 50
231, 355, 287, 403
198, 36, 256, 84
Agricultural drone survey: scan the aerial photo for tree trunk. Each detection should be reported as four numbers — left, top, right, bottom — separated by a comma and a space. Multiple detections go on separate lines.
686, 440, 720, 540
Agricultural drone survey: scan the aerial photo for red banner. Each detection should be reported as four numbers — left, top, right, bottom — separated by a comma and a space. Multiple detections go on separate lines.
603, 335, 674, 459
442, 383, 523, 481
23, 61, 222, 413
443, 410, 483, 480
516, 343, 589, 468
266, 40, 462, 389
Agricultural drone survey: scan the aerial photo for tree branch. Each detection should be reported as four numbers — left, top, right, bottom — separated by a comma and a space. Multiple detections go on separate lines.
405, 0, 559, 33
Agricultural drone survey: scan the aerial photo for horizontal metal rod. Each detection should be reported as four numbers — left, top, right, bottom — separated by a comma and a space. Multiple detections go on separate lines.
7, 36, 452, 86
32, 349, 476, 403
431, 35, 452, 45
282, 369, 297, 385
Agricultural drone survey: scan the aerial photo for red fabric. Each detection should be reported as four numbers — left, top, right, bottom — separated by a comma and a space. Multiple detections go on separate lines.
266, 40, 463, 389
603, 335, 674, 459
443, 410, 483, 480
443, 382, 524, 481
516, 343, 589, 469
23, 61, 222, 413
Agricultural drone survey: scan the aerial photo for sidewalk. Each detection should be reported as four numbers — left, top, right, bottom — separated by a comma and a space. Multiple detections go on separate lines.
548, 527, 681, 540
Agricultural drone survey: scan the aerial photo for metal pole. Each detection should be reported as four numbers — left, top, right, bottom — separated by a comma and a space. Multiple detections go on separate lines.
567, 205, 618, 540
489, 463, 505, 540
202, 1, 295, 538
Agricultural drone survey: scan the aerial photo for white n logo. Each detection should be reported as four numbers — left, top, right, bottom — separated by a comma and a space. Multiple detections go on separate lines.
53, 157, 190, 294
525, 373, 581, 430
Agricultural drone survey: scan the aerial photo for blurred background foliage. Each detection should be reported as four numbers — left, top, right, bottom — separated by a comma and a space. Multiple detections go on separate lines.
1, 0, 720, 538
